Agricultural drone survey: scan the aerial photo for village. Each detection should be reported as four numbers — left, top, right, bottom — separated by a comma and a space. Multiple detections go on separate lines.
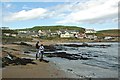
1, 26, 119, 42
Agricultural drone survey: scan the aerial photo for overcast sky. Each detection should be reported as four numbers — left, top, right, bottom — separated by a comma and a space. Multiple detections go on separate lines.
1, 0, 119, 30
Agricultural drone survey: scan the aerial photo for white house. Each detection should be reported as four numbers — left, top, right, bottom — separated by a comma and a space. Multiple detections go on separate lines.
31, 34, 39, 37
85, 29, 97, 40
18, 31, 28, 33
85, 34, 97, 40
104, 37, 113, 40
11, 34, 17, 37
4, 33, 10, 36
85, 29, 96, 33
60, 32, 74, 38
38, 30, 42, 34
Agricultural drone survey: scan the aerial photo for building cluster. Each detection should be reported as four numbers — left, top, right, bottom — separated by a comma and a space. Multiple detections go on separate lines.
2, 27, 118, 40
17, 29, 98, 40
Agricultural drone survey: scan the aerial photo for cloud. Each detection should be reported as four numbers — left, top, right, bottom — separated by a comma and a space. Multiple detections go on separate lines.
4, 8, 47, 22
56, 0, 119, 24
0, 0, 11, 2
3, 0, 119, 24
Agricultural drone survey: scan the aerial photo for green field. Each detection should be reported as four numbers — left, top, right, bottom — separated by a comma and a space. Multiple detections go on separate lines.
96, 29, 120, 37
16, 25, 85, 33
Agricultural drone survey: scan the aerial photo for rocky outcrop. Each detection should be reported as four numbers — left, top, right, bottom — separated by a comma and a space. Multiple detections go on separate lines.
59, 43, 111, 48
2, 53, 36, 68
44, 45, 57, 51
45, 52, 91, 60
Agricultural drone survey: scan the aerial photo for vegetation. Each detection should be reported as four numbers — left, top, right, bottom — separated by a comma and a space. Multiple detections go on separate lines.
2, 29, 18, 34
17, 25, 85, 33
97, 29, 120, 37
2, 36, 32, 44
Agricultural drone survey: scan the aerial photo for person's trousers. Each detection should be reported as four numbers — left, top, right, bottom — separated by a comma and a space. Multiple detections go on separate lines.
39, 51, 44, 61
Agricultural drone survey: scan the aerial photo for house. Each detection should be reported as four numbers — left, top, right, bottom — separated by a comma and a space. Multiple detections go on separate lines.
38, 30, 43, 34
38, 30, 50, 36
68, 30, 79, 34
1, 27, 9, 30
75, 33, 86, 39
11, 34, 17, 37
3, 33, 10, 36
18, 30, 29, 33
3, 33, 17, 37
56, 31, 62, 35
60, 32, 74, 38
86, 35, 97, 40
85, 29, 96, 33
85, 29, 97, 40
31, 34, 39, 37
104, 36, 114, 40
18, 30, 39, 38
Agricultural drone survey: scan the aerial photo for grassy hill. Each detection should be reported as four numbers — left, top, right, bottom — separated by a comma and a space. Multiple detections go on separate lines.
17, 25, 85, 33
96, 29, 120, 37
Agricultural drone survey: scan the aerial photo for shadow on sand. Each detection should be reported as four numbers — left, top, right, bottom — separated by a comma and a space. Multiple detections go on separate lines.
39, 59, 49, 63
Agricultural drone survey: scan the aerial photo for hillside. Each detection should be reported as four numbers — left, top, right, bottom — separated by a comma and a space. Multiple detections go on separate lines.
96, 29, 120, 37
17, 25, 85, 33
2, 29, 18, 34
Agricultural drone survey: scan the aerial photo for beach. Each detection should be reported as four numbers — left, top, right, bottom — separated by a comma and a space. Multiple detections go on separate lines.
2, 61, 68, 78
1, 41, 119, 79
1, 43, 72, 79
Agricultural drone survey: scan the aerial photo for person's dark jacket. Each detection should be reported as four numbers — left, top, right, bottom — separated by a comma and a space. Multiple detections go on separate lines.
36, 41, 39, 49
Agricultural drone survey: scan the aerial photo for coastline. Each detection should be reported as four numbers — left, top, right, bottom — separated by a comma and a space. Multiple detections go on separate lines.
1, 44, 73, 78
1, 41, 118, 79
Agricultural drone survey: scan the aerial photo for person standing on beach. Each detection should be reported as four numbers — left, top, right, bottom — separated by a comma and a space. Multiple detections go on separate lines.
35, 41, 40, 60
38, 44, 44, 61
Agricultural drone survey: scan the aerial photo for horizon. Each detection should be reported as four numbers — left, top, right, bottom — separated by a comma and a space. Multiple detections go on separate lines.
1, 0, 118, 30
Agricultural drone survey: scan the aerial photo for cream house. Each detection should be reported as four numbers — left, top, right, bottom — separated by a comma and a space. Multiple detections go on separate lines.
60, 32, 74, 38
85, 29, 96, 33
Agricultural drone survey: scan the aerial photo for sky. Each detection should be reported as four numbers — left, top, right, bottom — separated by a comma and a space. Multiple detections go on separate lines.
1, 0, 119, 30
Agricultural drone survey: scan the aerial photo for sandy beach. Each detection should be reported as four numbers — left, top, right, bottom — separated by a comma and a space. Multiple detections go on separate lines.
2, 61, 68, 78
1, 43, 71, 79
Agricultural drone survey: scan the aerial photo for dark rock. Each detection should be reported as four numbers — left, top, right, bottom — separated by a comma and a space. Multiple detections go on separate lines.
44, 45, 56, 51
24, 51, 30, 54
82, 42, 88, 46
61, 44, 111, 48
20, 42, 32, 47
93, 55, 98, 57
67, 69, 73, 71
46, 52, 91, 60
2, 53, 37, 68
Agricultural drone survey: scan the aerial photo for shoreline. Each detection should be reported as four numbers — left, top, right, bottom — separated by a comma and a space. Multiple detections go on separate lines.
32, 39, 119, 45
1, 44, 73, 78
1, 41, 118, 79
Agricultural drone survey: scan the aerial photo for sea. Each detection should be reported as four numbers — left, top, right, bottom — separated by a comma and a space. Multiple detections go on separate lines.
45, 42, 119, 78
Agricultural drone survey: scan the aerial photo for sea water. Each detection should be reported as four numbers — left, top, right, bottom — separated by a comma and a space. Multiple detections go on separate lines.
45, 42, 119, 78
26, 42, 119, 78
